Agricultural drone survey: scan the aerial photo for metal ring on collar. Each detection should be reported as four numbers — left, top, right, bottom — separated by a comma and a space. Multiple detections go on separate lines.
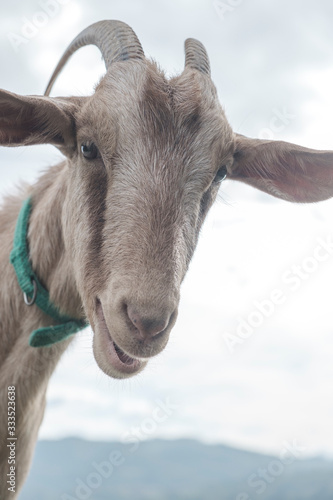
24, 278, 38, 306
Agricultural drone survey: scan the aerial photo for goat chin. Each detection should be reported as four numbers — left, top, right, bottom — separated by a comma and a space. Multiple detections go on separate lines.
92, 336, 148, 380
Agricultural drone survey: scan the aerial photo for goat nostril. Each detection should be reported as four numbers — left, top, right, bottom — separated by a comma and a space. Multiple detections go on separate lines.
126, 304, 170, 340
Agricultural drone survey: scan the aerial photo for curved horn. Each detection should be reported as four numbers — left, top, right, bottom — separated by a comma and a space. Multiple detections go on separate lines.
184, 38, 210, 76
45, 20, 144, 96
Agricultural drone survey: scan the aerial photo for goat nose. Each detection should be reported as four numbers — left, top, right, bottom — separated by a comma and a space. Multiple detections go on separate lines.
126, 304, 170, 340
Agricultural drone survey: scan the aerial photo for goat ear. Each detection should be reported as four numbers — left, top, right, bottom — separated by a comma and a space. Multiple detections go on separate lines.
229, 134, 333, 202
0, 89, 81, 156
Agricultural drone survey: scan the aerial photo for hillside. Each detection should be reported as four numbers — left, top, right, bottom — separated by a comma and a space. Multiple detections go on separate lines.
19, 438, 333, 499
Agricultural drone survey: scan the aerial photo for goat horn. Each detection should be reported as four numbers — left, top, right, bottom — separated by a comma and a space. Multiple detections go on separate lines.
184, 38, 210, 76
44, 20, 144, 96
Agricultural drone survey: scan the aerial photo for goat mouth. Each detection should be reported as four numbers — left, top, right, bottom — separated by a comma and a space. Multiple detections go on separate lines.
95, 300, 142, 375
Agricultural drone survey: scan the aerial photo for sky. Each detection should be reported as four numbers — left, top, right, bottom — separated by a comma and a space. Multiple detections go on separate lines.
1, 0, 333, 460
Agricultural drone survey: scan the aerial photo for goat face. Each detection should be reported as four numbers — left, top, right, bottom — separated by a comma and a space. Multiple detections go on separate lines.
62, 60, 234, 378
2, 21, 333, 379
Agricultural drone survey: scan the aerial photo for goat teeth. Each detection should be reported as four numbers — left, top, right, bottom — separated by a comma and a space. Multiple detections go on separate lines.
113, 341, 136, 365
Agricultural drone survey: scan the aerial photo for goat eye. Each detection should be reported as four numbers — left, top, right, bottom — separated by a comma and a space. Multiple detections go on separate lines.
81, 142, 99, 160
214, 165, 228, 183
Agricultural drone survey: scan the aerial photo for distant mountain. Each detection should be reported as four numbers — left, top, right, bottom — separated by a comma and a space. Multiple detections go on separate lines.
19, 438, 333, 500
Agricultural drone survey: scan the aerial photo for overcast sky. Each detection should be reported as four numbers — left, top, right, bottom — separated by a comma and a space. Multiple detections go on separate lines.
2, 0, 333, 460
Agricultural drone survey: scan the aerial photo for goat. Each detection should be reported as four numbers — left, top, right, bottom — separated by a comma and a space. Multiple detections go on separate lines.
1, 19, 333, 498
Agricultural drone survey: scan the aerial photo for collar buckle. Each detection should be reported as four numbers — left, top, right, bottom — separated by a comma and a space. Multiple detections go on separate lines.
23, 278, 37, 306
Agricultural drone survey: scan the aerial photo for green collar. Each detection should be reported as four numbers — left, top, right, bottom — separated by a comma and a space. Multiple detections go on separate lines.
10, 197, 87, 347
